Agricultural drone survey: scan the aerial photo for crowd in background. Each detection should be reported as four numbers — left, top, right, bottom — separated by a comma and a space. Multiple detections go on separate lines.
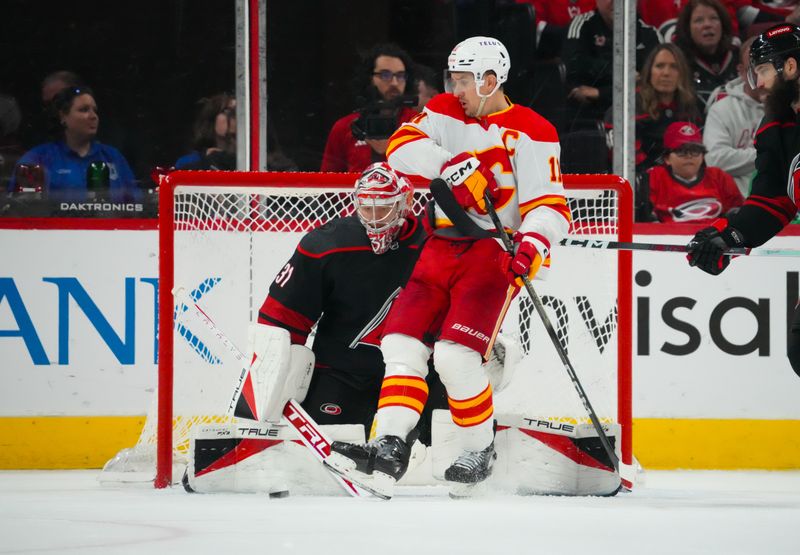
2, 0, 799, 223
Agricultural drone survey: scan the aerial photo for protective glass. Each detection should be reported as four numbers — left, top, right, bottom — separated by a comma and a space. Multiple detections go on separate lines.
747, 62, 779, 89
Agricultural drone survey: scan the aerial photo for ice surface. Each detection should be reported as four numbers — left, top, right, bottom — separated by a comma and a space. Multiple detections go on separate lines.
1, 470, 798, 554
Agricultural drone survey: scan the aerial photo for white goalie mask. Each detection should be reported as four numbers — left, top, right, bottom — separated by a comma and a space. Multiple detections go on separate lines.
353, 162, 413, 255
444, 36, 510, 98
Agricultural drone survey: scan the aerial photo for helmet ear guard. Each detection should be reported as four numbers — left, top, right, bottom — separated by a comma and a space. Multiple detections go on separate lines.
353, 162, 414, 254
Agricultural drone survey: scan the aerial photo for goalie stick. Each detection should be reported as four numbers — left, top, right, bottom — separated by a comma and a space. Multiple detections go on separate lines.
174, 289, 368, 498
429, 179, 635, 484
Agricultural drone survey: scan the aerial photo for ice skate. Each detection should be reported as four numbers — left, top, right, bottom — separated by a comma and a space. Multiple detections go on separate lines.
445, 441, 496, 484
324, 435, 411, 500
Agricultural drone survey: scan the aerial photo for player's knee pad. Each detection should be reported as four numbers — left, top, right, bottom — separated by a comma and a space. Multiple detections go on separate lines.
382, 333, 431, 378
433, 340, 484, 392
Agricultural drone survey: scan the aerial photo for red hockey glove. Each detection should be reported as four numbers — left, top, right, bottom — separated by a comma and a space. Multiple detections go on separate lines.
501, 233, 547, 287
440, 152, 500, 211
686, 219, 746, 276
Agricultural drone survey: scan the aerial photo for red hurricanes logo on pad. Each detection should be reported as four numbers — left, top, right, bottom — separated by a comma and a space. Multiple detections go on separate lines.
320, 403, 342, 416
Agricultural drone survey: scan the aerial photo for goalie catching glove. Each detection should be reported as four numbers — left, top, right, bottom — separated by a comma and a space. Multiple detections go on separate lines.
440, 152, 499, 211
686, 219, 746, 276
501, 232, 548, 287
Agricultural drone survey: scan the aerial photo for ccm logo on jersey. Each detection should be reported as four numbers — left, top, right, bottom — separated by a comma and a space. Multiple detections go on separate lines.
451, 323, 490, 344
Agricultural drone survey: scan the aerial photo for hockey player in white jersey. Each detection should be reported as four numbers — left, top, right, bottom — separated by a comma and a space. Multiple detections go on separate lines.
325, 36, 571, 498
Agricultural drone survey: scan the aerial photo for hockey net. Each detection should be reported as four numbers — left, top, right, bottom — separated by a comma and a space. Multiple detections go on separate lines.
101, 171, 632, 488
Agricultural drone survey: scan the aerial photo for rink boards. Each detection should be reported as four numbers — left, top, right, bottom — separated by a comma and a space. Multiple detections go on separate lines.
0, 220, 799, 469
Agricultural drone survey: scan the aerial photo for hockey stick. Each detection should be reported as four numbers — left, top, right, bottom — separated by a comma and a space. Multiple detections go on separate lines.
430, 180, 631, 481
559, 237, 800, 257
174, 290, 367, 498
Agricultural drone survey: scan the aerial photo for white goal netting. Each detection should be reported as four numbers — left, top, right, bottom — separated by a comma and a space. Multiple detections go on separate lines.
101, 172, 631, 485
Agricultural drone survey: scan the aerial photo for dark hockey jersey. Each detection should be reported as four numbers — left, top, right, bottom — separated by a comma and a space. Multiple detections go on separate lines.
258, 215, 425, 379
727, 111, 800, 246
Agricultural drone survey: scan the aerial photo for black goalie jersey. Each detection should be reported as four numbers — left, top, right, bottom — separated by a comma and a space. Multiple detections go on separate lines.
258, 215, 425, 380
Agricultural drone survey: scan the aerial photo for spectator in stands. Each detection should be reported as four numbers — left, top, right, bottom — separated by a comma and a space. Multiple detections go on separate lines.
19, 70, 84, 149
8, 86, 139, 202
41, 71, 82, 105
606, 43, 701, 173
640, 0, 743, 39
703, 36, 765, 196
515, 0, 595, 59
737, 1, 800, 35
636, 121, 743, 222
321, 43, 418, 172
562, 0, 662, 129
175, 93, 237, 171
414, 63, 441, 112
0, 94, 23, 191
675, 0, 740, 109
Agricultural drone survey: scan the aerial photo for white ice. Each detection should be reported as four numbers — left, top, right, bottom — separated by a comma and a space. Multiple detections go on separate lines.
1, 470, 798, 555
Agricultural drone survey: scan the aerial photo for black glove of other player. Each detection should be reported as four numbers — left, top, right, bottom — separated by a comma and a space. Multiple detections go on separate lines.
686, 223, 746, 276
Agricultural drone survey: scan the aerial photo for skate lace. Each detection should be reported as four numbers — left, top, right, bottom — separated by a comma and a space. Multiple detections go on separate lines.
451, 448, 491, 471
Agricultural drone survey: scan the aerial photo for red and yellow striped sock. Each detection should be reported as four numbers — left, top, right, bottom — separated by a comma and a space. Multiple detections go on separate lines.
378, 375, 429, 414
448, 383, 493, 428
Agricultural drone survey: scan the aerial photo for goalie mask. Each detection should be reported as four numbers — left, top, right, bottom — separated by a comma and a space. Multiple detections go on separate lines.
353, 162, 413, 255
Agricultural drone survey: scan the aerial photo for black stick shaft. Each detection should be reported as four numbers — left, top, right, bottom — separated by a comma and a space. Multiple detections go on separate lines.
481, 191, 621, 472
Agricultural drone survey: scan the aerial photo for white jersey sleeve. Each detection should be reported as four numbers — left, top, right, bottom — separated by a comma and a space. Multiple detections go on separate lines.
386, 93, 570, 275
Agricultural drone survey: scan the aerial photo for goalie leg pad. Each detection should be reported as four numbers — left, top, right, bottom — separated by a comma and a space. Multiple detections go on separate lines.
186, 421, 365, 495
245, 323, 315, 422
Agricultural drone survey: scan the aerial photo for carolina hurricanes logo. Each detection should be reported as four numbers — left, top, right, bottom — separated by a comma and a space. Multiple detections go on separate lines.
788, 153, 800, 207
349, 287, 402, 349
320, 403, 342, 415
669, 198, 723, 222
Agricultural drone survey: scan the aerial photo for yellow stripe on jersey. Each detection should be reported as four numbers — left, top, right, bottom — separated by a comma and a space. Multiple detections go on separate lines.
386, 126, 428, 157
520, 195, 571, 222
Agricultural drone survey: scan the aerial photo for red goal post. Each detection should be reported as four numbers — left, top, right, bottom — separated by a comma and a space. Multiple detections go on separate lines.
152, 171, 632, 488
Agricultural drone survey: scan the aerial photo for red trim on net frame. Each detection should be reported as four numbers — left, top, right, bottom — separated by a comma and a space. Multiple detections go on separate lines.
148, 171, 630, 487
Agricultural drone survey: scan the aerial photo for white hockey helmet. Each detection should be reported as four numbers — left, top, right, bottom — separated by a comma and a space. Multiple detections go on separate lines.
445, 36, 510, 97
353, 162, 414, 255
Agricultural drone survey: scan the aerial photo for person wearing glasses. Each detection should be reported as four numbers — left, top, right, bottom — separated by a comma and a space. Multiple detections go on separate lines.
636, 121, 743, 222
9, 86, 139, 202
320, 43, 418, 172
